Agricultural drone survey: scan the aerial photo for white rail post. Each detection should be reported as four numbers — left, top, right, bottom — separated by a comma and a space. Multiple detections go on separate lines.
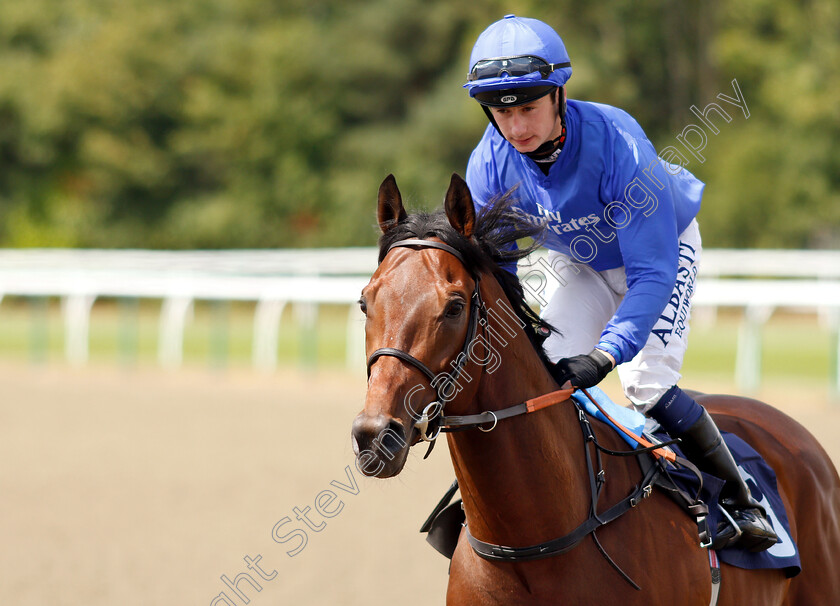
63, 294, 96, 366
827, 307, 840, 403
735, 305, 773, 393
158, 296, 194, 368
294, 302, 318, 368
252, 299, 286, 371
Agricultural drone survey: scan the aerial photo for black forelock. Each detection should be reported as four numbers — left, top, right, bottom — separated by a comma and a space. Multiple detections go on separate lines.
376, 189, 555, 367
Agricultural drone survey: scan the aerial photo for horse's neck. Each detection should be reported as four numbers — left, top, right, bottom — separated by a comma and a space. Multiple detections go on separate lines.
446, 282, 593, 546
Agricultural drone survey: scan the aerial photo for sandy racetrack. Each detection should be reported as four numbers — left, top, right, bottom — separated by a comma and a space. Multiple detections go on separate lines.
1, 363, 838, 605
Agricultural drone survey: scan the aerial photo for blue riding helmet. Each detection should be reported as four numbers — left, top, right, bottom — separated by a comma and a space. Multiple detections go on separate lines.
464, 15, 572, 107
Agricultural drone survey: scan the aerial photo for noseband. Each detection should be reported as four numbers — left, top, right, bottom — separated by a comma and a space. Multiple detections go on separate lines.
366, 238, 487, 442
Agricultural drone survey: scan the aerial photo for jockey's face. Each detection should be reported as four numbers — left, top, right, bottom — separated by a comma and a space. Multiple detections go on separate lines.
489, 90, 564, 154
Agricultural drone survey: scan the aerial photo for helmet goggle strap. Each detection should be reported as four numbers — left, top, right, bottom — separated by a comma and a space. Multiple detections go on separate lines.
468, 55, 571, 82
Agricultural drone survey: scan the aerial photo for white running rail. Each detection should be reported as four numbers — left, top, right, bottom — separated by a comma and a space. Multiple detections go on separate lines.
0, 248, 838, 395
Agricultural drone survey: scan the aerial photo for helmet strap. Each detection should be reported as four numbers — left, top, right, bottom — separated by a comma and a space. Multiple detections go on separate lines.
482, 105, 503, 137
526, 87, 567, 164
559, 86, 567, 120
525, 120, 566, 164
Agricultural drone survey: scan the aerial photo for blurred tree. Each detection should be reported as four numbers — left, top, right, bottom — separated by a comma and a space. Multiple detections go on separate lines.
695, 0, 840, 247
0, 0, 339, 248
0, 0, 836, 249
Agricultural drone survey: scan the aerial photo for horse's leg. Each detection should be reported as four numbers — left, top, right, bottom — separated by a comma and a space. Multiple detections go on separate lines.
447, 533, 502, 606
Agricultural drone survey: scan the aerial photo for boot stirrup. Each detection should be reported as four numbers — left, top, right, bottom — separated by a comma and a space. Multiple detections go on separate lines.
718, 505, 743, 543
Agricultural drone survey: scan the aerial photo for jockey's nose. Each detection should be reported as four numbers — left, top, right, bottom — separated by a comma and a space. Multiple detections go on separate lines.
509, 111, 528, 138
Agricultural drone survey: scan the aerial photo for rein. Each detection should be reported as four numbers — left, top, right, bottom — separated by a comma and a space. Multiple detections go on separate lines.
436, 387, 575, 433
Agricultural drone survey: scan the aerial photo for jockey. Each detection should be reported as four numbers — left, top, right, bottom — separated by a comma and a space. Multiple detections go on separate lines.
463, 14, 778, 552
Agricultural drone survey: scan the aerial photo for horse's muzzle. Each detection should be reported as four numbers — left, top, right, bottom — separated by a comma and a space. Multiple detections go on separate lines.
351, 413, 409, 478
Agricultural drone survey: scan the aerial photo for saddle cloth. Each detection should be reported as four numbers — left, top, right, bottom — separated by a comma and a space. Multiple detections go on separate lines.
662, 430, 801, 577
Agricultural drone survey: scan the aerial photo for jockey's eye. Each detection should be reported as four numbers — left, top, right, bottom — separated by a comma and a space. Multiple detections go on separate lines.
358, 297, 368, 315
444, 300, 465, 319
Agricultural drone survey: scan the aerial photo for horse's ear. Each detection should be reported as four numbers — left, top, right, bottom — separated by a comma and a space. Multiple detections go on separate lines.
377, 174, 407, 233
444, 173, 476, 238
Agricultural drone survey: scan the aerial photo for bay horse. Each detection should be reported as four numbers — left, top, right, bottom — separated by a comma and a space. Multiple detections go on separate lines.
351, 173, 840, 605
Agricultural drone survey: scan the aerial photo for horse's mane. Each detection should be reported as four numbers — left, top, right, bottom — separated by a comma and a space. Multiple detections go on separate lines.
378, 191, 554, 369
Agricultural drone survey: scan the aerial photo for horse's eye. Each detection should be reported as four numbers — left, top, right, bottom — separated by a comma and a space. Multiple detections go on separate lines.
445, 300, 465, 319
358, 298, 368, 314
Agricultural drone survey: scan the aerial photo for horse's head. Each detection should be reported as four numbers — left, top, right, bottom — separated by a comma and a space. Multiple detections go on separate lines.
351, 174, 485, 478
351, 174, 554, 478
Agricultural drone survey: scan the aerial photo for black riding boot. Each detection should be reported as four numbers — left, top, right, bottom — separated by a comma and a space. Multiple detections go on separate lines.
678, 409, 779, 552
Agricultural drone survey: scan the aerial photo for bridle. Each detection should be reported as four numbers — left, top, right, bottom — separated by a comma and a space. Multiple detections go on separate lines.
365, 237, 706, 577
365, 237, 580, 446
365, 238, 488, 445
366, 237, 578, 446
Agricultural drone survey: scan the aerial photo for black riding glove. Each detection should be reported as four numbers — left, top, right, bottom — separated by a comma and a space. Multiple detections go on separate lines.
551, 349, 615, 389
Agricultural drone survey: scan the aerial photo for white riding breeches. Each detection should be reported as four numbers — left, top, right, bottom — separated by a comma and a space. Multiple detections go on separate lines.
536, 220, 702, 412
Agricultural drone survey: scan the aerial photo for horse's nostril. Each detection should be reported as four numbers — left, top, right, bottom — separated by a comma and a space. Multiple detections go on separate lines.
351, 414, 408, 459
382, 419, 407, 453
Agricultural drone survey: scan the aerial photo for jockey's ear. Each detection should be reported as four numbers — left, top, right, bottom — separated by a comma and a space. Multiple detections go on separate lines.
444, 173, 476, 239
377, 174, 407, 233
